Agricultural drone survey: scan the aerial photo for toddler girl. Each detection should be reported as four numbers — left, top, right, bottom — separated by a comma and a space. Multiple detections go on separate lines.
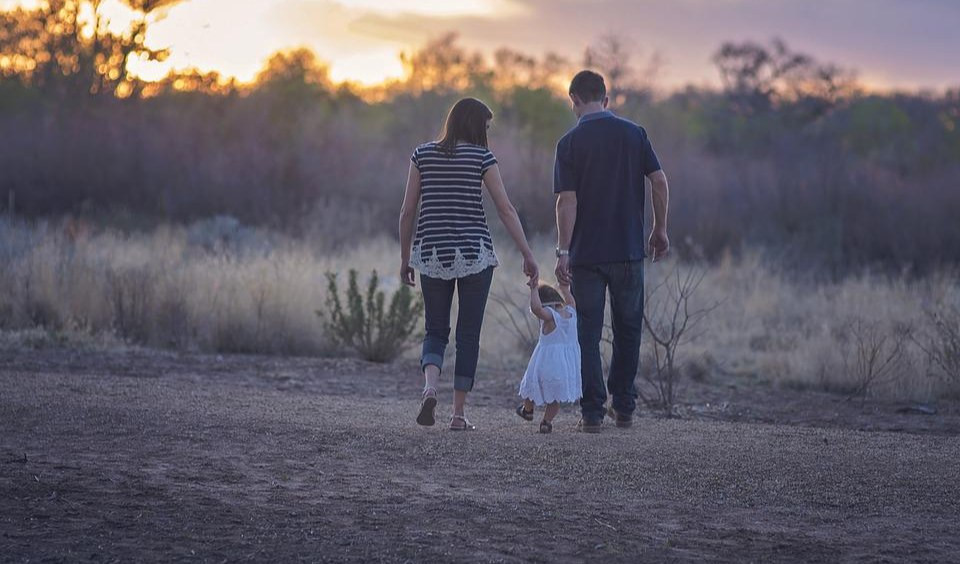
516, 280, 582, 433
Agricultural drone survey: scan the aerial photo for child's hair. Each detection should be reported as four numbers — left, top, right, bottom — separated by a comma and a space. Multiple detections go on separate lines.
538, 283, 564, 307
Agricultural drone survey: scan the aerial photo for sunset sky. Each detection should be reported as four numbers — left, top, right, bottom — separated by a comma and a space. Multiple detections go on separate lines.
6, 0, 959, 91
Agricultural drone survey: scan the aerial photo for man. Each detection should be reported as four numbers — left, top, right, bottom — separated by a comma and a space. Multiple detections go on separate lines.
554, 70, 670, 433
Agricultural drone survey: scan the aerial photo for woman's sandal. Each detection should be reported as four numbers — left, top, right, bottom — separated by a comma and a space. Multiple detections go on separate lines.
516, 404, 534, 421
449, 415, 476, 431
416, 387, 438, 426
539, 420, 553, 434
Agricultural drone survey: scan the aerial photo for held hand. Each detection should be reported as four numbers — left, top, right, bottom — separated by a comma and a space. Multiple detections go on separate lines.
555, 255, 572, 285
522, 253, 539, 285
400, 263, 416, 287
649, 228, 670, 262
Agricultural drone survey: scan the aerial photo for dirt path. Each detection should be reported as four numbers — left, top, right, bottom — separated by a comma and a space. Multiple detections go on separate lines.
1, 349, 959, 562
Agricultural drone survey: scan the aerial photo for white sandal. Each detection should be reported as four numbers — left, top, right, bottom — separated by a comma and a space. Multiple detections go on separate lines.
449, 414, 476, 431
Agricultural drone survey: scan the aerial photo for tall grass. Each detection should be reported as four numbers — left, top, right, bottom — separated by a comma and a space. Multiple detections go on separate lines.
1, 217, 957, 400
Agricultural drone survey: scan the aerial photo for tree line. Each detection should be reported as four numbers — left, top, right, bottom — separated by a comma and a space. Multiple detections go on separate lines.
2, 1, 959, 273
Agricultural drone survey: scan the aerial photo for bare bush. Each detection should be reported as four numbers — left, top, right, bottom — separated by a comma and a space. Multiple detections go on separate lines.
914, 305, 960, 395
106, 266, 154, 344
640, 266, 719, 413
318, 269, 423, 363
839, 319, 911, 402
488, 286, 539, 355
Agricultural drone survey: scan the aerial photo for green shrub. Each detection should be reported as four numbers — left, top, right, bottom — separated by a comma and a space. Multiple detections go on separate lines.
318, 269, 423, 363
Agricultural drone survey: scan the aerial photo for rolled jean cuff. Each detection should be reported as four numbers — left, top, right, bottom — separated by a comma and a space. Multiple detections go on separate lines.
421, 353, 443, 374
453, 374, 474, 392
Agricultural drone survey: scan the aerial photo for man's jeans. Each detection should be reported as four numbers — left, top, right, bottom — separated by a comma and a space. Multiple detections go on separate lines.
571, 261, 644, 421
419, 267, 494, 393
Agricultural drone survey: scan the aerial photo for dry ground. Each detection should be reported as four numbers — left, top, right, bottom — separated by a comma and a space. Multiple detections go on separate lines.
1, 348, 959, 563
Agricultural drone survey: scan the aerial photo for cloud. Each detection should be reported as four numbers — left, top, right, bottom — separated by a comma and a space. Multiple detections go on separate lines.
331, 0, 960, 89
136, 0, 960, 89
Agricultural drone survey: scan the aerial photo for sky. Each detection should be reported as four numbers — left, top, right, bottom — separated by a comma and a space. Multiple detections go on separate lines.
5, 0, 959, 90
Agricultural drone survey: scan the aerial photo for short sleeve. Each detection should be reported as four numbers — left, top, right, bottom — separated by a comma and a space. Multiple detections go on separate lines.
481, 150, 498, 175
553, 135, 577, 193
640, 130, 662, 176
410, 146, 421, 171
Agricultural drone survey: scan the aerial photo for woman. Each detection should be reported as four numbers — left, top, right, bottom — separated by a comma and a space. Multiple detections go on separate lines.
399, 97, 538, 431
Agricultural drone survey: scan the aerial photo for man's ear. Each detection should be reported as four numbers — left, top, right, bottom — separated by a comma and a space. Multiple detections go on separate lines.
602, 96, 609, 109
569, 93, 581, 107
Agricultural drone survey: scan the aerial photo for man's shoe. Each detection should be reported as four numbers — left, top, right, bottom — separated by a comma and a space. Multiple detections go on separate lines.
576, 418, 603, 434
607, 406, 634, 429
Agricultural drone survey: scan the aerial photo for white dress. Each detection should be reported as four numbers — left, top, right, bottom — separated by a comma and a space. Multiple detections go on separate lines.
519, 306, 582, 406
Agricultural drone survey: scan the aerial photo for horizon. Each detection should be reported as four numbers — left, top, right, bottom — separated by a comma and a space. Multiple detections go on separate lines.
2, 0, 959, 94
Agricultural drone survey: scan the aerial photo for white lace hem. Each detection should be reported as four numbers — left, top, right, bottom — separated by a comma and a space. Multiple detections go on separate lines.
409, 245, 499, 280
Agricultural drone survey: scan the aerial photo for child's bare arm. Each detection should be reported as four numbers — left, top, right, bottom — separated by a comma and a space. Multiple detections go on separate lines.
558, 282, 576, 310
529, 280, 553, 322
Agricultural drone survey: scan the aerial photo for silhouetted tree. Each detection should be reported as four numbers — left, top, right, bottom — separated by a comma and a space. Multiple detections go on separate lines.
0, 0, 179, 99
399, 33, 492, 94
584, 34, 661, 105
712, 38, 856, 119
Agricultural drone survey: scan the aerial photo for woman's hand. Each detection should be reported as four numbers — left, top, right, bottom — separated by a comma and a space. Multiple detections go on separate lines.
400, 263, 416, 287
522, 253, 539, 285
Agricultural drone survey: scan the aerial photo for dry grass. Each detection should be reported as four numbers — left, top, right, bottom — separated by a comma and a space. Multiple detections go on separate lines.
1, 217, 957, 400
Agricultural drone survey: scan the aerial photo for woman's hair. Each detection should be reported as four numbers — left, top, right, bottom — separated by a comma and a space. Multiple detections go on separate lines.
437, 97, 493, 152
538, 284, 564, 307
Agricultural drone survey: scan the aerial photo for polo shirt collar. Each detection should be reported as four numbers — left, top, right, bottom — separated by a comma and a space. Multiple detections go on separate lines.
578, 110, 614, 125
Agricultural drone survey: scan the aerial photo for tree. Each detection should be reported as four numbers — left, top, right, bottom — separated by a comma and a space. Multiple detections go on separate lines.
399, 33, 491, 94
583, 34, 661, 105
0, 0, 180, 99
255, 48, 331, 94
712, 38, 856, 119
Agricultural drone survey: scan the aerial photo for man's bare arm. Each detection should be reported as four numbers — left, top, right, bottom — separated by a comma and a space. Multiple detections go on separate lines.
648, 170, 670, 261
555, 191, 577, 283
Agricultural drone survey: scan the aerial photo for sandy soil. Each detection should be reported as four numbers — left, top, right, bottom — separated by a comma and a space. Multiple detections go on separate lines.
1, 347, 959, 563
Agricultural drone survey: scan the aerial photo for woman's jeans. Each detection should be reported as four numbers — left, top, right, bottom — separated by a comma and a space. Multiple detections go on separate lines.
419, 267, 494, 392
571, 261, 645, 422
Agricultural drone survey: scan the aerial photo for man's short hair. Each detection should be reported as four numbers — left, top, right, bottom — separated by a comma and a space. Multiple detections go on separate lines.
569, 70, 606, 103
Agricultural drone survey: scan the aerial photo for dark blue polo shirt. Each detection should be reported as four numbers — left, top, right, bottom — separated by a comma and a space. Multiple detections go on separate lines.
553, 110, 662, 266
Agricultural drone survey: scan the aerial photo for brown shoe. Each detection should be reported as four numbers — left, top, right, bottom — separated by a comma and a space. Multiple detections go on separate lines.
576, 418, 603, 434
607, 406, 634, 428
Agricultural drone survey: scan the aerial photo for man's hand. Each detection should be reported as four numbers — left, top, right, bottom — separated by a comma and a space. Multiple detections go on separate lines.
648, 228, 670, 262
555, 255, 572, 285
400, 263, 416, 287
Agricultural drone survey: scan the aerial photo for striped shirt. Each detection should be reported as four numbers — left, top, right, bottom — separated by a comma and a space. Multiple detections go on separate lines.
409, 142, 499, 280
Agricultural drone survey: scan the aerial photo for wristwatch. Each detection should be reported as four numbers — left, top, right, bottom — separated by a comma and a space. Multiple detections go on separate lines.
555, 248, 570, 257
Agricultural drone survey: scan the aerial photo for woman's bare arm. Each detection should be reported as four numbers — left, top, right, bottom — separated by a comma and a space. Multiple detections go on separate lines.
483, 164, 538, 282
398, 162, 421, 286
